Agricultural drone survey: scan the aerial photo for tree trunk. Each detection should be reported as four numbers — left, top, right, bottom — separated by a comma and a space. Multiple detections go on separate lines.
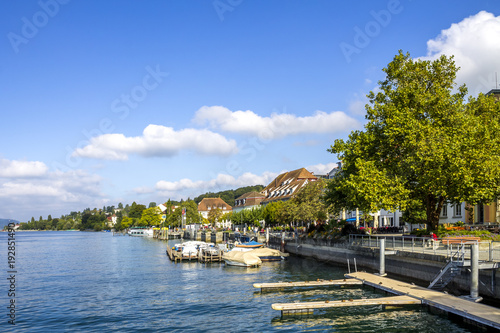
426, 194, 445, 231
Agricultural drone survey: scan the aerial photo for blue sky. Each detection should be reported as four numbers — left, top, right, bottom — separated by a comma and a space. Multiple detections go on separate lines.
1, 0, 500, 222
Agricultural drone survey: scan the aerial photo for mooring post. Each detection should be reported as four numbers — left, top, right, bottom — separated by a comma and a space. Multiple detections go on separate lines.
379, 238, 386, 276
471, 242, 479, 299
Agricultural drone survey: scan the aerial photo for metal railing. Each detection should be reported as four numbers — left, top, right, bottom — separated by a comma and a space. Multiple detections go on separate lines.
349, 234, 500, 262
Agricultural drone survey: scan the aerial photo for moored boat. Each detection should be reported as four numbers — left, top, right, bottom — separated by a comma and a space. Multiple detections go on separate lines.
128, 227, 154, 237
234, 240, 264, 249
223, 247, 287, 266
222, 250, 262, 267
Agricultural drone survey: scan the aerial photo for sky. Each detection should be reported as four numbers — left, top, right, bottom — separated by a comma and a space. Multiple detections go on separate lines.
1, 0, 500, 222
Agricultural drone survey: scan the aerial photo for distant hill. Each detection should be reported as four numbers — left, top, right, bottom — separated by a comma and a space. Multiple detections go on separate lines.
1, 218, 19, 229
194, 185, 265, 206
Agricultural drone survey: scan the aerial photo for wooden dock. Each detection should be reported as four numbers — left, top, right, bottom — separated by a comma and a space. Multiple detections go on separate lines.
346, 271, 500, 331
166, 246, 197, 263
253, 279, 363, 291
264, 272, 500, 330
198, 249, 224, 263
272, 295, 421, 315
166, 246, 224, 263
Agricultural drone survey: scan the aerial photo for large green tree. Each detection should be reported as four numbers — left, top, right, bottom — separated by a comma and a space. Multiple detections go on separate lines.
139, 207, 161, 226
328, 51, 500, 231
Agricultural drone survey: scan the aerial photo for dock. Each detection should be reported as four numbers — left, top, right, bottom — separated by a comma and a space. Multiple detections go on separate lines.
347, 271, 500, 330
166, 246, 224, 263
272, 295, 420, 315
198, 249, 224, 263
265, 271, 500, 331
166, 246, 197, 263
253, 279, 363, 291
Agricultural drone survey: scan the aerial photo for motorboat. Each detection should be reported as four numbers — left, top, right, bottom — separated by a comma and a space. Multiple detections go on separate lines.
222, 250, 262, 267
234, 240, 264, 249
223, 247, 287, 266
128, 227, 154, 237
245, 247, 288, 261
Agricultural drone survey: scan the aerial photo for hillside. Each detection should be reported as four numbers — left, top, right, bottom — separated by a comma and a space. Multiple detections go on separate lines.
1, 218, 19, 229
193, 185, 264, 206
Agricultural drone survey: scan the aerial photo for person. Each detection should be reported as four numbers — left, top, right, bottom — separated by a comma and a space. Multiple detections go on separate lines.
431, 232, 437, 240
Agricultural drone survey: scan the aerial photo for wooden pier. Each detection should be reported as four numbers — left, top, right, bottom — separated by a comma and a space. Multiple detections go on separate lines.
273, 295, 421, 315
347, 271, 500, 331
166, 246, 197, 263
198, 249, 224, 263
253, 279, 362, 291
166, 246, 224, 263
264, 271, 500, 331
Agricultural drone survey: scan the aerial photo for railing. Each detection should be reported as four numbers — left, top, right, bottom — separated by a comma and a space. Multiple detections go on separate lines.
349, 234, 500, 262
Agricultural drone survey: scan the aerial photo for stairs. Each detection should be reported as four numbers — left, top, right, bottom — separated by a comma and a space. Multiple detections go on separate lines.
428, 260, 462, 290
428, 244, 466, 291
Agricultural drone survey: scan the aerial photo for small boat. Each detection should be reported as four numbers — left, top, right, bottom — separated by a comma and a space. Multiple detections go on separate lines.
222, 250, 262, 267
128, 227, 154, 237
245, 247, 288, 261
234, 240, 264, 249
223, 247, 287, 266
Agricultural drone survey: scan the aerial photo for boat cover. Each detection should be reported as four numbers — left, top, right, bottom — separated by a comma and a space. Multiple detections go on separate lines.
222, 250, 262, 266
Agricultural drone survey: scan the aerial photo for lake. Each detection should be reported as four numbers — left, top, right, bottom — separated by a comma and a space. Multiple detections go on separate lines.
0, 231, 478, 332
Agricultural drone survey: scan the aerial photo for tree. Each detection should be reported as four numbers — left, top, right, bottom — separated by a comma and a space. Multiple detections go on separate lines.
290, 179, 329, 224
207, 208, 223, 226
121, 217, 133, 229
328, 51, 500, 230
129, 202, 146, 218
262, 201, 285, 226
140, 207, 161, 226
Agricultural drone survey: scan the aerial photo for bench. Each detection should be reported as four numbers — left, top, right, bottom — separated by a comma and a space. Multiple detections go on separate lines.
442, 236, 480, 245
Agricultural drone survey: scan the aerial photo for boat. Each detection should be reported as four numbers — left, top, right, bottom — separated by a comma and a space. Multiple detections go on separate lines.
234, 240, 264, 249
223, 247, 287, 266
245, 247, 288, 261
127, 227, 154, 237
222, 250, 262, 267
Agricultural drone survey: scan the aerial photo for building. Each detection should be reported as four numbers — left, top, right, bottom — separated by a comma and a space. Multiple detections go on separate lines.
197, 198, 232, 228
233, 191, 265, 213
260, 167, 317, 205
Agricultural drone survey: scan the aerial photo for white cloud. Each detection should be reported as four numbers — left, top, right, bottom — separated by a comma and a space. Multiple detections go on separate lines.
0, 159, 48, 178
193, 106, 360, 139
0, 163, 105, 221
307, 162, 339, 175
348, 100, 366, 116
73, 124, 239, 160
420, 11, 500, 95
155, 171, 278, 198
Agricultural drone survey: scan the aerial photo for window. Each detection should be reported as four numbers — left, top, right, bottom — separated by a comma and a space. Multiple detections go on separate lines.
454, 204, 462, 217
441, 205, 447, 217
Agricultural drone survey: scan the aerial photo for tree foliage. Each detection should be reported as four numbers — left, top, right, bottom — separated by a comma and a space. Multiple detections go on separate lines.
194, 185, 264, 205
327, 51, 500, 230
139, 207, 162, 226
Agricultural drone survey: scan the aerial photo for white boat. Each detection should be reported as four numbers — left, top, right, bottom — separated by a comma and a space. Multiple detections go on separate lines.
223, 247, 287, 267
127, 227, 154, 237
222, 250, 262, 267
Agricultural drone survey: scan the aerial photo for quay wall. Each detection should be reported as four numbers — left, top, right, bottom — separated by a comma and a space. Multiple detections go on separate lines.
275, 238, 500, 301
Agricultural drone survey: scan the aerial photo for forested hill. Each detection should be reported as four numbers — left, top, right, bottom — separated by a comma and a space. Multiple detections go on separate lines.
1, 218, 19, 229
193, 185, 264, 205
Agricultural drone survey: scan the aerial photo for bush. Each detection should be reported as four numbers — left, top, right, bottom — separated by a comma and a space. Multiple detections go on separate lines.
341, 223, 357, 236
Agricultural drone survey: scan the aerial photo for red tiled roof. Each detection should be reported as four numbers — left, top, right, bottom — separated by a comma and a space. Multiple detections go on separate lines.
234, 191, 265, 207
198, 198, 233, 212
261, 168, 317, 204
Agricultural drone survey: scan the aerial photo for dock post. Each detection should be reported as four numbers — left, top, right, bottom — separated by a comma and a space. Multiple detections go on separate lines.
471, 242, 479, 299
379, 238, 386, 276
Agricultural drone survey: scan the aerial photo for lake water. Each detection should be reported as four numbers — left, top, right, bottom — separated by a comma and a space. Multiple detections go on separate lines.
0, 231, 480, 332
